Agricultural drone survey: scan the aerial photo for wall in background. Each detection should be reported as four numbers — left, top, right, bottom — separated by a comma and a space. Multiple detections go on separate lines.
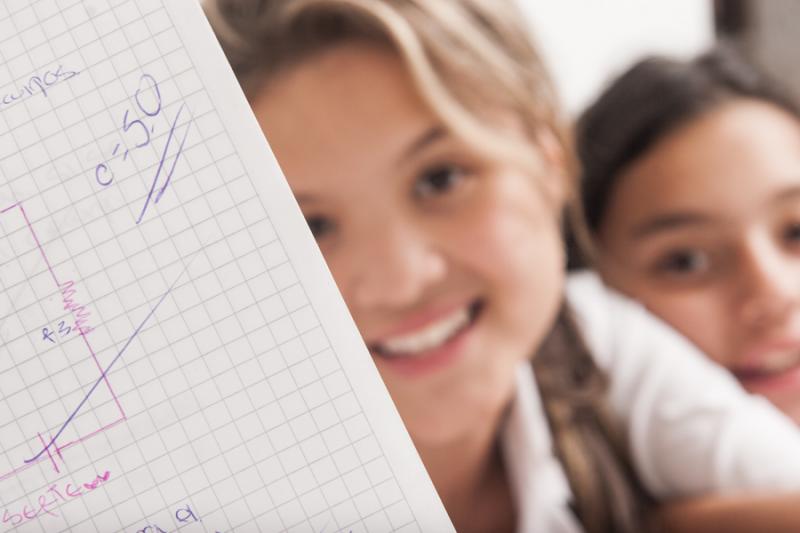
726, 0, 800, 102
519, 0, 714, 115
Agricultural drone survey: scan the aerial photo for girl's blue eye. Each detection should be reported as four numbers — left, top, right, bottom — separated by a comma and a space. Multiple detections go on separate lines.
306, 215, 334, 239
413, 164, 464, 198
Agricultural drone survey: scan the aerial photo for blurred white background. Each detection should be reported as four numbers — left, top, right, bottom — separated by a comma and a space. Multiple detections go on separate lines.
518, 0, 714, 115
203, 0, 798, 118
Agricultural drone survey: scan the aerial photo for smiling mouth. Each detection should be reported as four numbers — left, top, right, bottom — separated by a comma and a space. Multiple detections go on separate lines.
732, 350, 800, 381
370, 300, 484, 359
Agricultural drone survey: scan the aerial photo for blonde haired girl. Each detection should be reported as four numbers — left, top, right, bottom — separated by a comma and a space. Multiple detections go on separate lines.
206, 1, 800, 531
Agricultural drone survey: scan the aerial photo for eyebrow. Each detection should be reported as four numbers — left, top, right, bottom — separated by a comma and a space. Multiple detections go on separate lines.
399, 125, 447, 162
772, 184, 800, 204
628, 182, 800, 240
630, 212, 714, 240
294, 126, 448, 206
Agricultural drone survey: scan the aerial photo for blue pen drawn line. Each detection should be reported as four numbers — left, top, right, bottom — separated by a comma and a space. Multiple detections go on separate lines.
25, 256, 196, 463
136, 104, 192, 224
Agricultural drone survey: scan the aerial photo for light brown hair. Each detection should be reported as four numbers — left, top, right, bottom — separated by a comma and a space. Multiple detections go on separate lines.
205, 0, 575, 198
205, 1, 653, 530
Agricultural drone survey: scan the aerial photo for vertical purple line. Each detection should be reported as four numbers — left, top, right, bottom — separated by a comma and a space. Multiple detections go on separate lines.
36, 432, 59, 474
19, 204, 63, 297
0, 203, 127, 480
17, 204, 126, 425
55, 440, 65, 463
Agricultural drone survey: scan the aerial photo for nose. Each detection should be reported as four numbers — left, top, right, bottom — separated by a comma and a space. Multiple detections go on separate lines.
348, 221, 447, 311
737, 233, 800, 329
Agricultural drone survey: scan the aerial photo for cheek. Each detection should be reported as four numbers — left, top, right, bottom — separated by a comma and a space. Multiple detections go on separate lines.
457, 191, 565, 348
633, 288, 733, 366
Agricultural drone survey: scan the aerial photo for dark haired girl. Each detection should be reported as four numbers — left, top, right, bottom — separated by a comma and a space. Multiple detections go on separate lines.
577, 45, 800, 424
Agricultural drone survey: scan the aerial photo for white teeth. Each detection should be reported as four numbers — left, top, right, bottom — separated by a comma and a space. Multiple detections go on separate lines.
379, 308, 471, 357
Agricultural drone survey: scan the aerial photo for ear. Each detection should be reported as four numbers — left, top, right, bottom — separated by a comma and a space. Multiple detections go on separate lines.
534, 127, 571, 208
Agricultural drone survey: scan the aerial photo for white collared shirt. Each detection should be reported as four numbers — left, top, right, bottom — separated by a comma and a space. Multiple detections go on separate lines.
502, 271, 800, 533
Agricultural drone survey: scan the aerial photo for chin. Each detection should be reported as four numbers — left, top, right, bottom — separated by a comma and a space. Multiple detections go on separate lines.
394, 375, 519, 450
774, 397, 800, 426
405, 414, 474, 447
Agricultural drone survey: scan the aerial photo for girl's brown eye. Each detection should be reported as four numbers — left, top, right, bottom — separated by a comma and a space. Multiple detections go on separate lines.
783, 222, 800, 244
656, 249, 709, 275
306, 215, 335, 239
413, 164, 465, 198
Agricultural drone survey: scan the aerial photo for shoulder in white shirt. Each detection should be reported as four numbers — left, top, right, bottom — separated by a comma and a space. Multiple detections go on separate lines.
504, 271, 800, 532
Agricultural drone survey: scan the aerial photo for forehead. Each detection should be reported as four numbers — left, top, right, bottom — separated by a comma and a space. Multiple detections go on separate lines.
612, 99, 800, 219
250, 45, 437, 187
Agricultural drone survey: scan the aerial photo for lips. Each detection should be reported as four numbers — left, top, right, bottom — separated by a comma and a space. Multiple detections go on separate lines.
368, 300, 483, 378
733, 352, 800, 379
732, 341, 800, 393
370, 300, 483, 358
376, 306, 471, 356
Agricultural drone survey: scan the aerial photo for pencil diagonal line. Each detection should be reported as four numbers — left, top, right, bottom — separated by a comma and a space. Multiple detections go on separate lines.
24, 257, 195, 463
136, 103, 186, 225
155, 114, 192, 204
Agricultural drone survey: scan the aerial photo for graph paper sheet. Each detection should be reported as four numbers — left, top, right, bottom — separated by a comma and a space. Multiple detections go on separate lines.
0, 1, 454, 531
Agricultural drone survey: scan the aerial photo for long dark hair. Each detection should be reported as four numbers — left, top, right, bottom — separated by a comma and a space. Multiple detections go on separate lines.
569, 44, 800, 268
